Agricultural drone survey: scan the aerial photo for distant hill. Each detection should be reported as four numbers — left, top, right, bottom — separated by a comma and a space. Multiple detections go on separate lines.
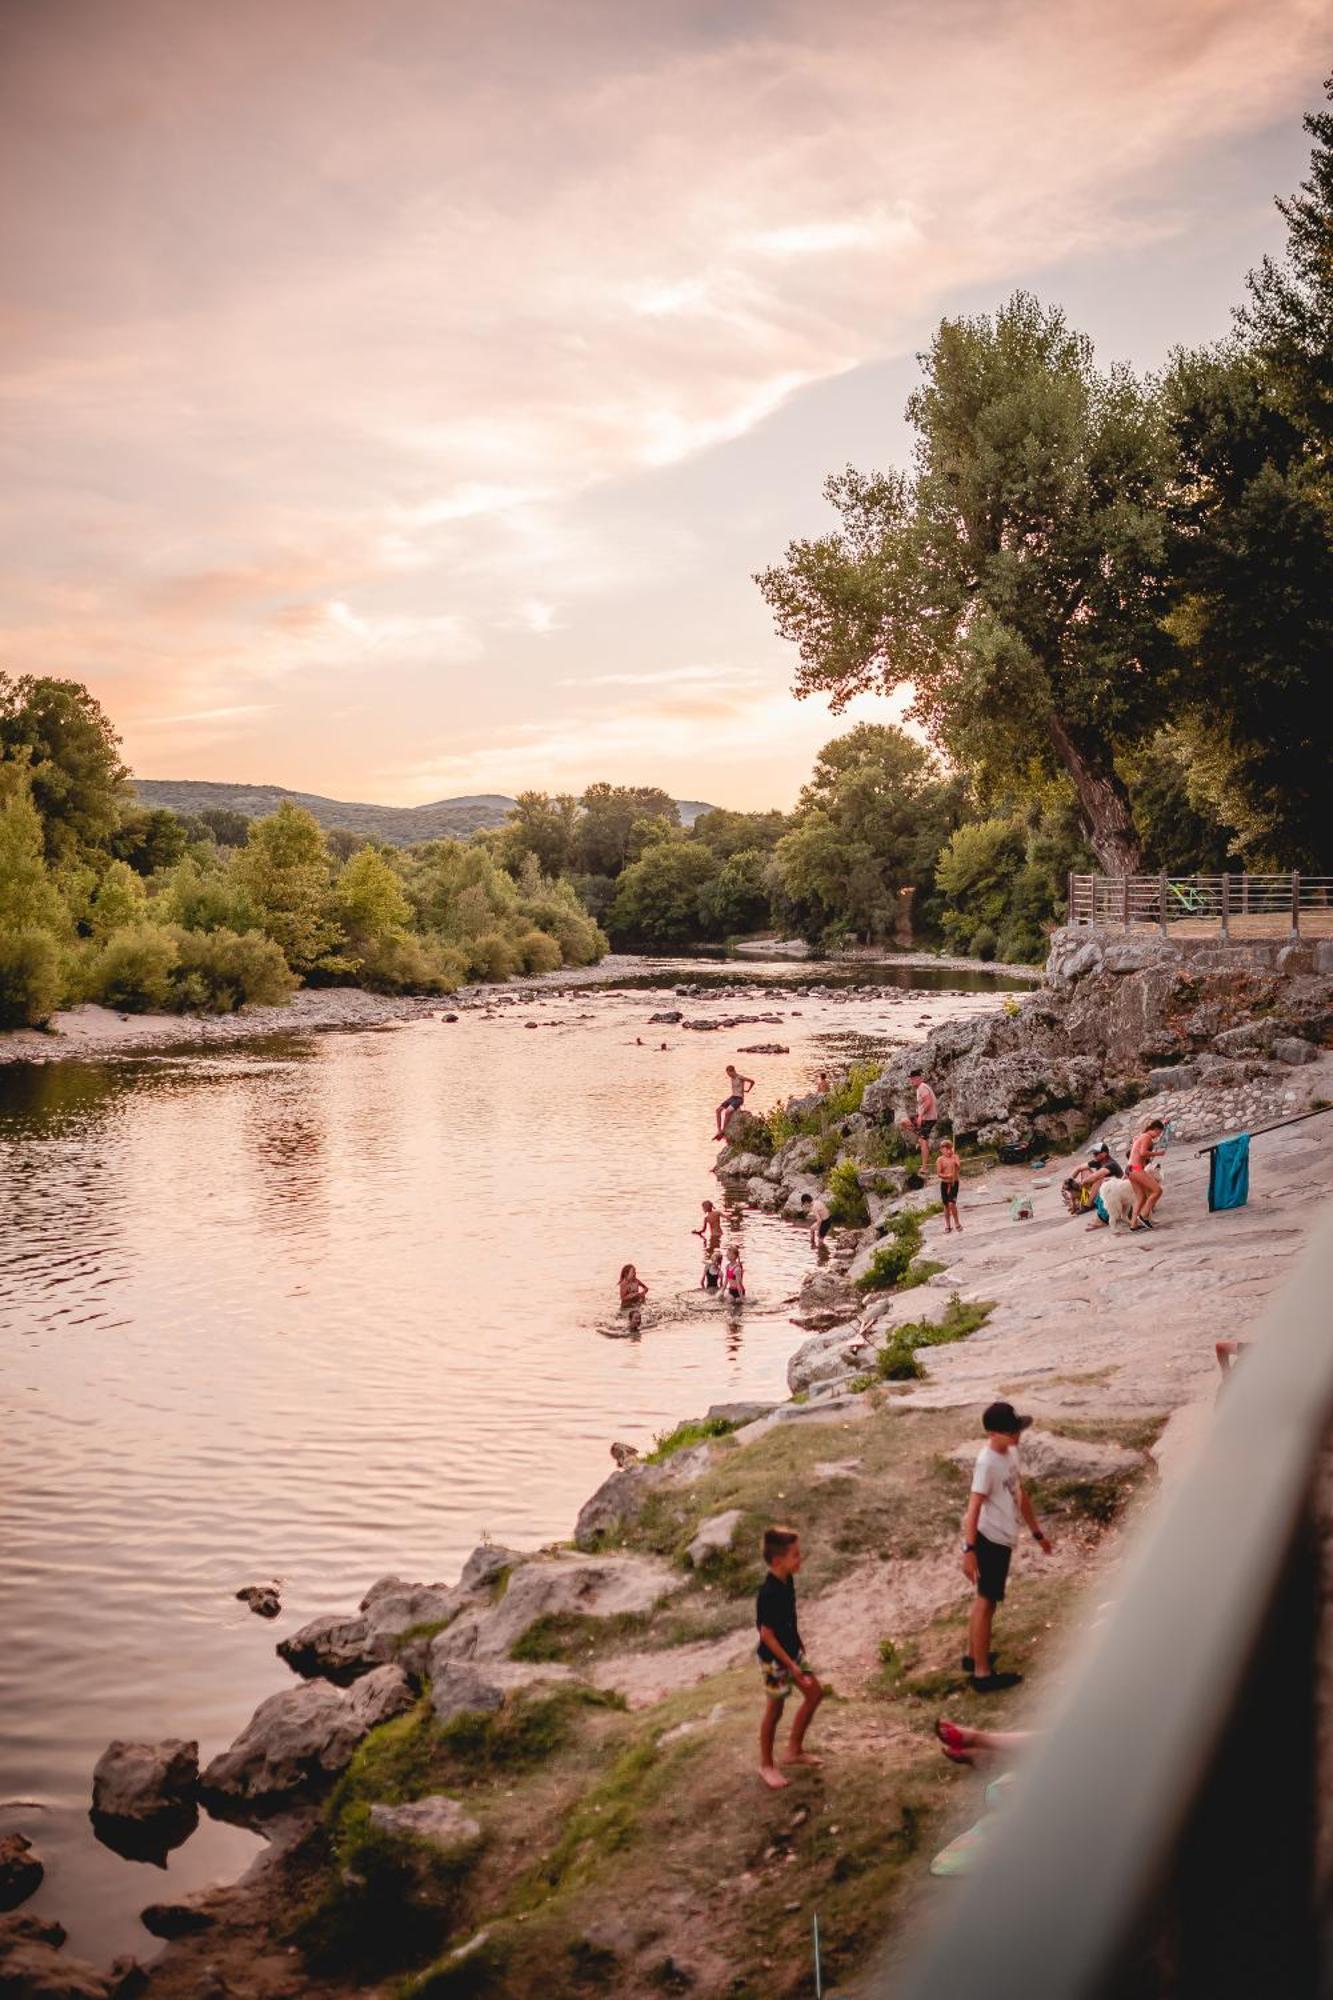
133, 779, 716, 846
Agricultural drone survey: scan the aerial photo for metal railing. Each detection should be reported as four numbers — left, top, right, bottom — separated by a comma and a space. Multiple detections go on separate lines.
892, 1216, 1333, 2000
1067, 872, 1333, 938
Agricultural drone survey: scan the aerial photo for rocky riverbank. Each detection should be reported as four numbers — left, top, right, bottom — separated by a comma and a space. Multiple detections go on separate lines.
7, 928, 1331, 1998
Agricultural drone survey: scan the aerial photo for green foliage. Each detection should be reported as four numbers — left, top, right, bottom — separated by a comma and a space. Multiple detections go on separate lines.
690, 807, 788, 859
824, 1060, 881, 1119
235, 802, 339, 974
508, 1609, 652, 1663
332, 844, 411, 952
85, 922, 180, 1011
644, 1415, 739, 1465
576, 783, 679, 876
877, 1295, 995, 1380
158, 854, 260, 935
87, 860, 147, 939
109, 804, 188, 875
758, 293, 1175, 873
826, 1157, 870, 1227
769, 725, 965, 945
0, 771, 70, 936
696, 846, 772, 938
500, 791, 581, 877
0, 928, 65, 1028
168, 927, 295, 1012
0, 673, 129, 862
606, 840, 719, 947
854, 1209, 929, 1292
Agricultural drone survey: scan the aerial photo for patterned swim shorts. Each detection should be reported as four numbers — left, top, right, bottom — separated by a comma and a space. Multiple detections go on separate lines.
761, 1653, 813, 1697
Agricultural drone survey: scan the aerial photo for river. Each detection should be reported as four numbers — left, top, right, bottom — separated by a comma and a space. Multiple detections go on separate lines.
0, 961, 1020, 1961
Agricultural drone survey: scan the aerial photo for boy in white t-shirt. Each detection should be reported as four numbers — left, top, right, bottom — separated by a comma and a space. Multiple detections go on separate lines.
959, 1402, 1052, 1694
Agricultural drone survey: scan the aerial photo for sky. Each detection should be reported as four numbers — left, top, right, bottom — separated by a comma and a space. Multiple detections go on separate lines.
1, 0, 1330, 813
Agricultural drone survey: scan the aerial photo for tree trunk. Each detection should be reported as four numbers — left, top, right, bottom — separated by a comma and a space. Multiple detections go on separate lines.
1047, 712, 1144, 875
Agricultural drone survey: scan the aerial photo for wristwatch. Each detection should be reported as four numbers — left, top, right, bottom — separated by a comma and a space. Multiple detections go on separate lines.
962, 1541, 976, 1553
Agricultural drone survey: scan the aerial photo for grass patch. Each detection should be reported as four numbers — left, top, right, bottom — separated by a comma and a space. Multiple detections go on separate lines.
509, 1609, 654, 1664
644, 1415, 739, 1465
877, 1296, 995, 1382
523, 1735, 704, 1903
854, 1206, 944, 1293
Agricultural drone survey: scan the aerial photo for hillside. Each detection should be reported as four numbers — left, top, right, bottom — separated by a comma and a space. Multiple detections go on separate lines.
133, 779, 715, 844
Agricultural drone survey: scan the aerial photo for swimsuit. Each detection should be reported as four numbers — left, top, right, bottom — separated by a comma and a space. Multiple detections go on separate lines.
939, 1178, 959, 1204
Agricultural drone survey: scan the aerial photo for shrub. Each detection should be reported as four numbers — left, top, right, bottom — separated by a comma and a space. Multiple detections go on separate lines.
854, 1207, 931, 1291
878, 1295, 994, 1380
514, 927, 562, 976
466, 930, 518, 981
0, 927, 65, 1027
645, 1415, 739, 1464
357, 930, 461, 995
826, 1157, 869, 1227
170, 926, 295, 1012
86, 922, 179, 1011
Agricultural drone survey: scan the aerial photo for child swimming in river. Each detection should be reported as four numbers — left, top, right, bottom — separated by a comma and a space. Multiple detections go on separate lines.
619, 1264, 649, 1310
702, 1249, 723, 1291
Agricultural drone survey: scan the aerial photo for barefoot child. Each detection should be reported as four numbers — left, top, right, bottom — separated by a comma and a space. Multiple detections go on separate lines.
756, 1526, 823, 1789
936, 1137, 962, 1233
714, 1064, 755, 1141
799, 1190, 832, 1249
723, 1246, 746, 1300
693, 1200, 724, 1256
960, 1403, 1052, 1694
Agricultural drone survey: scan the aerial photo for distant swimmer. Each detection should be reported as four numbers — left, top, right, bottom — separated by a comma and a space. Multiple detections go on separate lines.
714, 1064, 755, 1141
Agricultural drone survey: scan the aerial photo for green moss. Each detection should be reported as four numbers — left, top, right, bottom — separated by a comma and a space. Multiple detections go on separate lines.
878, 1296, 995, 1382
644, 1415, 739, 1465
524, 1735, 701, 1902
292, 1805, 482, 1977
396, 1617, 453, 1651
508, 1609, 653, 1663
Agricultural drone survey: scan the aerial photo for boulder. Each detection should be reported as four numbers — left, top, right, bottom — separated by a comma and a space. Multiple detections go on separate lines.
947, 1429, 1143, 1486
781, 1175, 826, 1218
0, 1836, 42, 1914
139, 1902, 214, 1940
648, 1011, 682, 1024
769, 1135, 820, 1182
277, 1612, 376, 1682
745, 1176, 781, 1209
717, 1150, 769, 1180
783, 1091, 824, 1122
719, 1108, 770, 1153
1147, 1062, 1198, 1092
684, 1511, 745, 1569
787, 1325, 865, 1395
704, 1400, 776, 1426
430, 1552, 684, 1663
457, 1544, 525, 1593
1274, 1036, 1317, 1066
91, 1739, 198, 1824
368, 1795, 481, 1854
0, 1916, 111, 2000
279, 1558, 519, 1682
575, 1462, 667, 1546
200, 1664, 413, 1807
429, 1662, 506, 1726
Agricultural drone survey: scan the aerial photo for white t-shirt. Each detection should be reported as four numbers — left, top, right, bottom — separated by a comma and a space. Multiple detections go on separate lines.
971, 1444, 1020, 1548
916, 1080, 937, 1120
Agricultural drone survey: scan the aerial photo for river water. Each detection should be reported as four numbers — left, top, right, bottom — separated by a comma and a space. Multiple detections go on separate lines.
0, 961, 1019, 1961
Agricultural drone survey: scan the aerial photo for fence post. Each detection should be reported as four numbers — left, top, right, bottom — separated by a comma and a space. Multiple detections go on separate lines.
1292, 871, 1301, 938
1066, 870, 1074, 927
1221, 873, 1230, 941
1159, 872, 1168, 937
1122, 876, 1131, 932
1090, 875, 1097, 932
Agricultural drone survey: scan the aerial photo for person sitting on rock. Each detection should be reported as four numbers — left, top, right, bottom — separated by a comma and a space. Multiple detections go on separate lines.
618, 1264, 649, 1310
714, 1064, 755, 1141
1064, 1143, 1122, 1218
900, 1072, 937, 1172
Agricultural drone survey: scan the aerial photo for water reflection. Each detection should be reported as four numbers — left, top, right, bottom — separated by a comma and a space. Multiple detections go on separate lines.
0, 973, 1004, 1961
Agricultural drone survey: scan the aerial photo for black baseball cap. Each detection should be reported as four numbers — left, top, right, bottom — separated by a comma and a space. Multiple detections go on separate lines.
982, 1401, 1032, 1436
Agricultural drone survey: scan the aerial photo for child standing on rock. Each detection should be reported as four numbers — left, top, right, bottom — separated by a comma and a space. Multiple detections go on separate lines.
936, 1137, 962, 1234
756, 1525, 823, 1789
960, 1403, 1052, 1694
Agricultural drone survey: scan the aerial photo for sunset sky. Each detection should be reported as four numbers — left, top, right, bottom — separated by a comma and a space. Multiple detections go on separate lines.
2, 0, 1329, 811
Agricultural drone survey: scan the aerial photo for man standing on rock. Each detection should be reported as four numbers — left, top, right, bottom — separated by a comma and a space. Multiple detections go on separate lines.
714, 1064, 755, 1141
960, 1403, 1052, 1694
900, 1071, 937, 1172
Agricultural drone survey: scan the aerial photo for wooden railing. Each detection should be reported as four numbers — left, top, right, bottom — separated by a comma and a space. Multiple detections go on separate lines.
1067, 873, 1333, 939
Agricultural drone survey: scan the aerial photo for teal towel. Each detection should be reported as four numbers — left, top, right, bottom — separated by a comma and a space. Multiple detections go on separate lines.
1208, 1133, 1250, 1212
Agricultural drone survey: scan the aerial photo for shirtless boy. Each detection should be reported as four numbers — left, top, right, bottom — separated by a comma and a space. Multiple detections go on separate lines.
694, 1200, 724, 1255
714, 1064, 755, 1140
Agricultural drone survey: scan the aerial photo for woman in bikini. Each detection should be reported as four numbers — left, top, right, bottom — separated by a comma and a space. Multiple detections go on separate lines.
723, 1247, 746, 1301
1127, 1120, 1166, 1230
618, 1264, 649, 1310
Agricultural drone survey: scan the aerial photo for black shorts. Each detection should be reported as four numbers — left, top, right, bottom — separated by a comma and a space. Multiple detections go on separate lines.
940, 1179, 959, 1205
723, 1094, 743, 1110
975, 1532, 1013, 1604
912, 1116, 936, 1139
817, 1216, 833, 1240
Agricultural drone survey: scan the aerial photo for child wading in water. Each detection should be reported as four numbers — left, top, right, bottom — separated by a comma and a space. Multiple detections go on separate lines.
701, 1250, 723, 1291
936, 1137, 962, 1233
618, 1264, 648, 1311
723, 1246, 746, 1300
756, 1525, 823, 1789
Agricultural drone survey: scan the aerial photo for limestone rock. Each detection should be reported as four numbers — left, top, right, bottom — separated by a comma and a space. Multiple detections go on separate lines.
1274, 1036, 1317, 1065
948, 1428, 1143, 1486
719, 1108, 769, 1153
1147, 1062, 1198, 1092
787, 1325, 865, 1395
139, 1901, 214, 1940
429, 1662, 506, 1726
769, 1135, 820, 1182
781, 1175, 826, 1218
431, 1552, 684, 1663
704, 1400, 776, 1426
0, 1915, 111, 1999
200, 1664, 413, 1807
575, 1462, 666, 1546
368, 1795, 481, 1853
717, 1149, 769, 1180
91, 1739, 198, 1823
0, 1836, 42, 1914
745, 1176, 781, 1209
277, 1613, 376, 1682
684, 1510, 745, 1568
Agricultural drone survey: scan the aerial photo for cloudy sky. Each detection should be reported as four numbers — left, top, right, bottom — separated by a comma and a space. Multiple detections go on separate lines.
1, 0, 1328, 810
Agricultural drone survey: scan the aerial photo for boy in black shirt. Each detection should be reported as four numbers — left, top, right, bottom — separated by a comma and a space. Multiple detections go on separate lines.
756, 1524, 823, 1790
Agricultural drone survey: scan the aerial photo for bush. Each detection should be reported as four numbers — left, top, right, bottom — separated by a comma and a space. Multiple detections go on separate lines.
0, 927, 65, 1027
514, 927, 563, 976
170, 927, 295, 1012
877, 1294, 995, 1380
86, 922, 179, 1011
826, 1157, 870, 1226
466, 930, 519, 981
357, 930, 461, 995
854, 1208, 929, 1291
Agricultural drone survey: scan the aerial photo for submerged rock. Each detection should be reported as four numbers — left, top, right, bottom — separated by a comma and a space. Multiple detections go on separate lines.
235, 1584, 281, 1618
139, 1900, 214, 1940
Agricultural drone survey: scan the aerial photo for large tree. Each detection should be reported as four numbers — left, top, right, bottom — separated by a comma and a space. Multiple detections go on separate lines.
1242, 73, 1333, 468
576, 783, 678, 876
756, 294, 1176, 873
0, 674, 129, 862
